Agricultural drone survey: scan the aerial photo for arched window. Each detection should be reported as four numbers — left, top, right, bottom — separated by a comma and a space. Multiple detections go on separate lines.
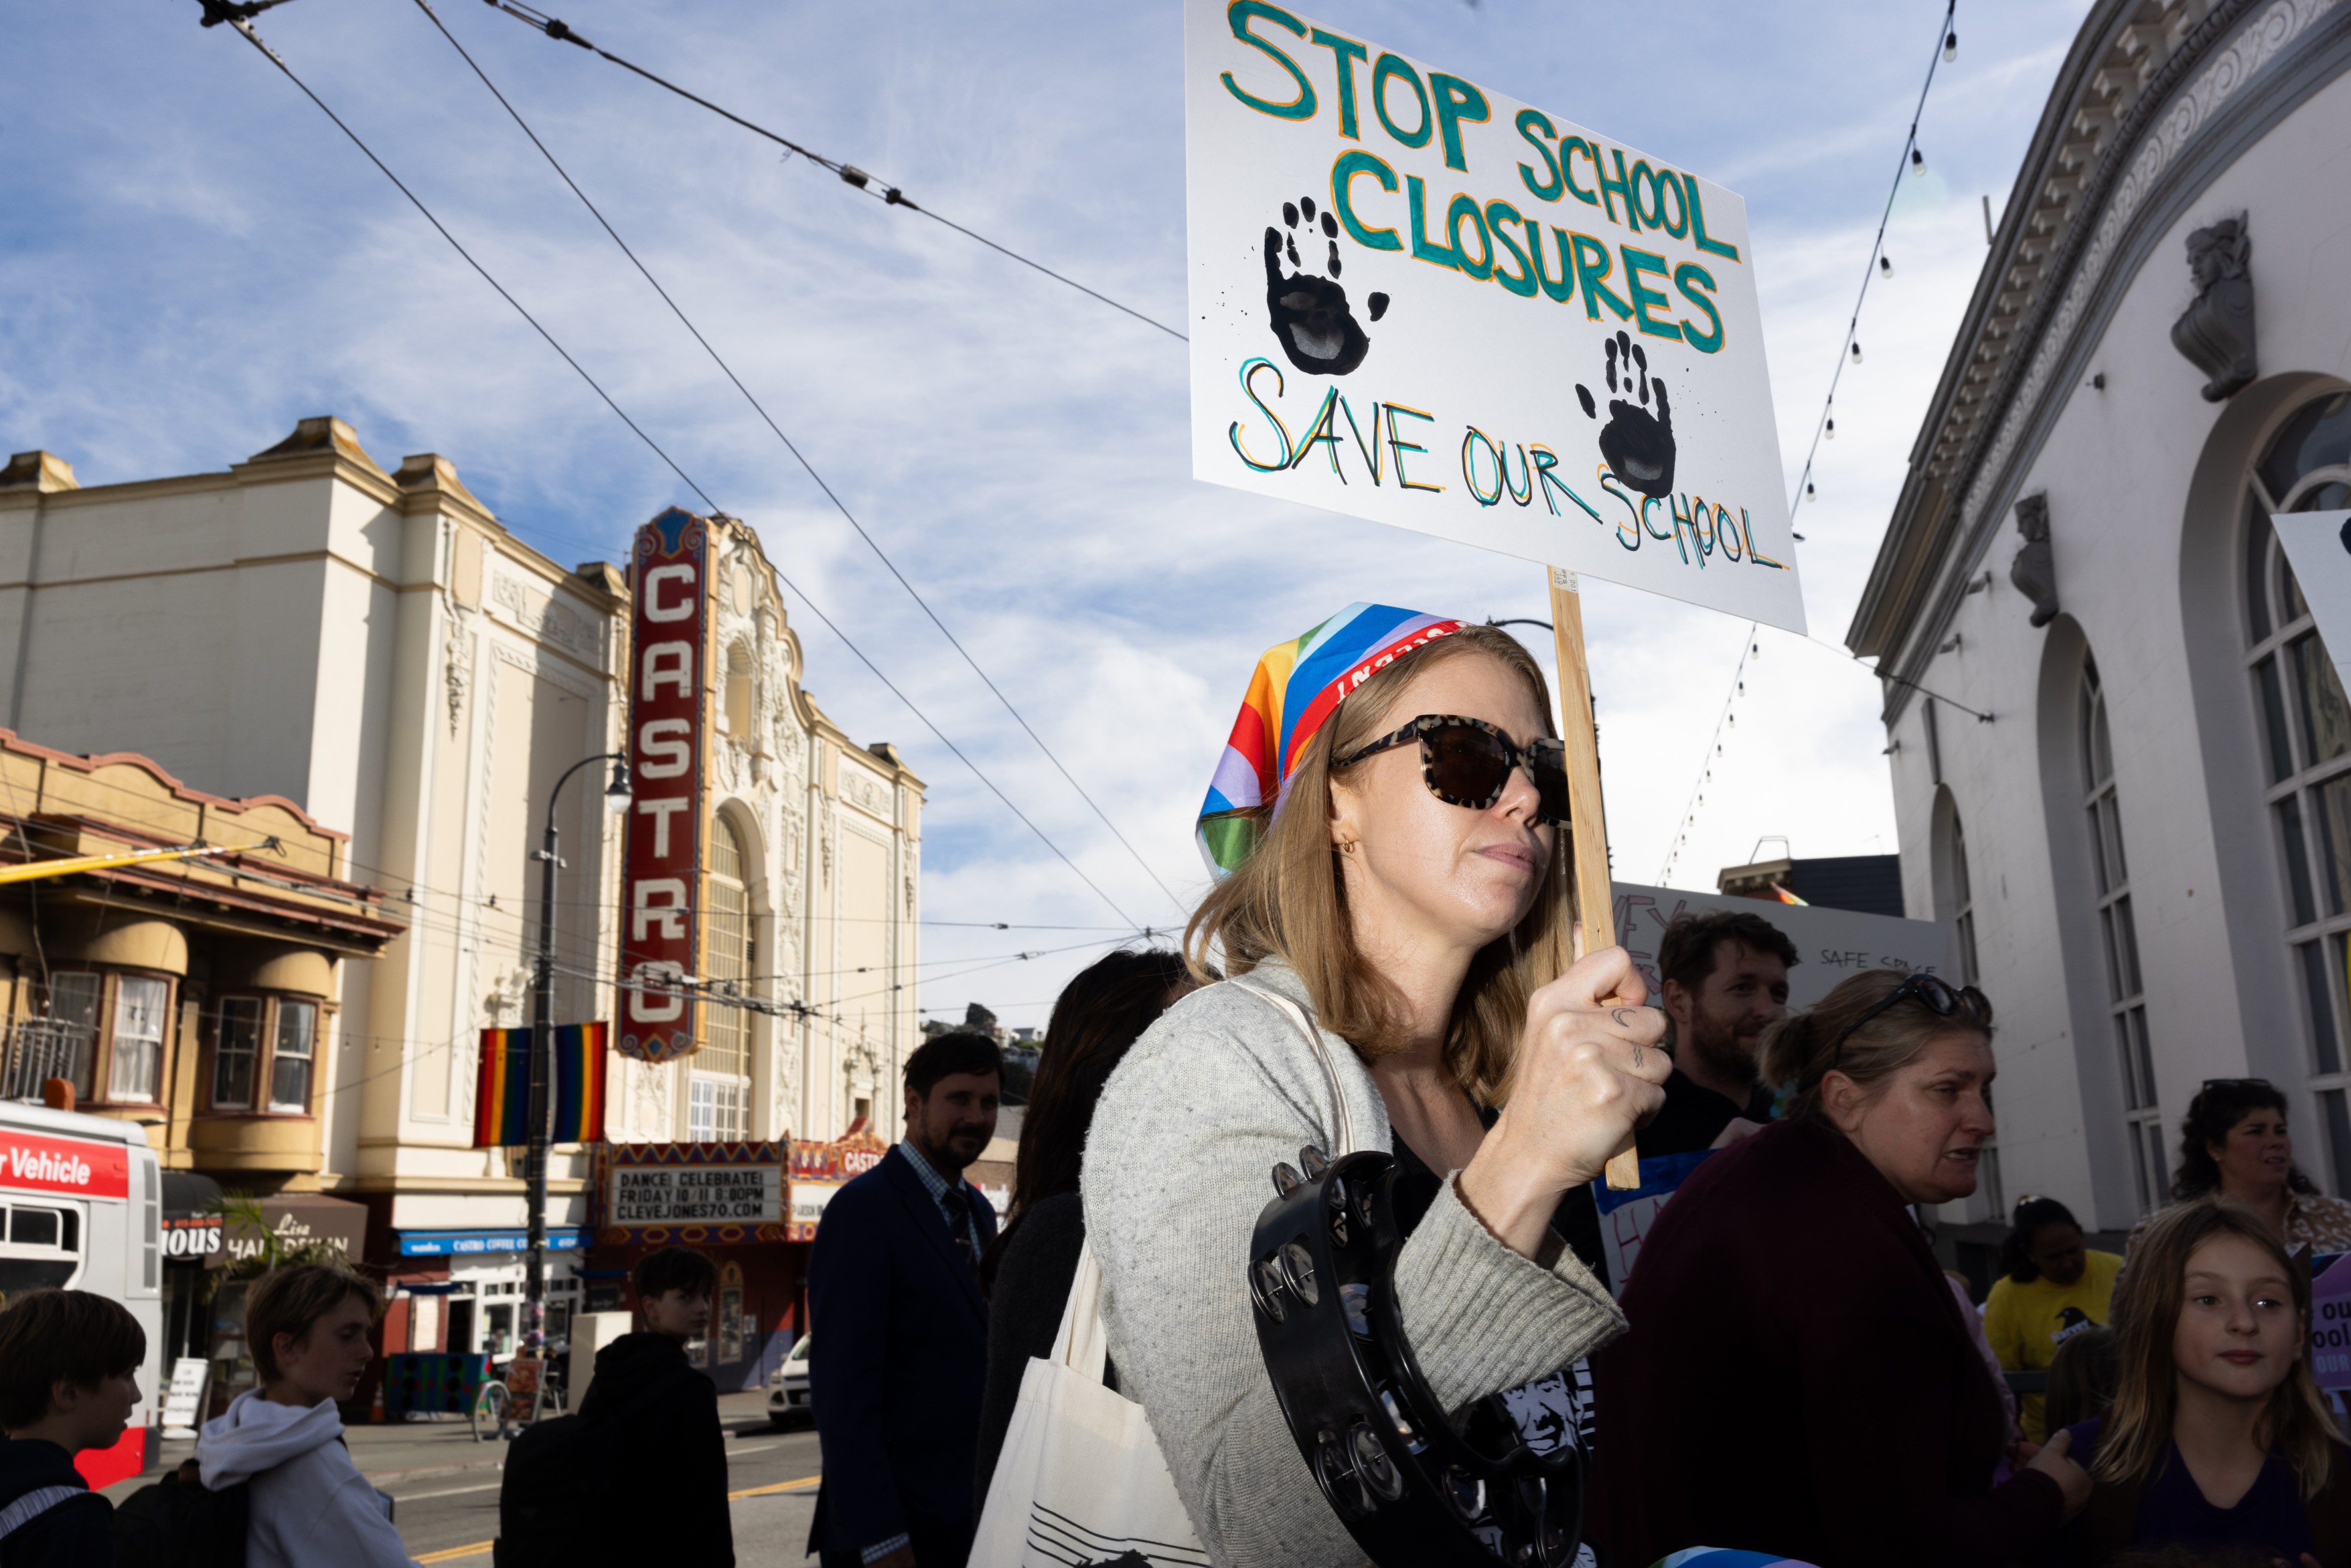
2241, 390, 2351, 1192
2082, 655, 2162, 1212
689, 814, 755, 1141
1946, 806, 1980, 988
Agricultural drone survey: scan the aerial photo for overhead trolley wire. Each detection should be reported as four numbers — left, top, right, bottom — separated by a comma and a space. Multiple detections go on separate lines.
412, 0, 1192, 921
479, 0, 1187, 343
203, 12, 1146, 931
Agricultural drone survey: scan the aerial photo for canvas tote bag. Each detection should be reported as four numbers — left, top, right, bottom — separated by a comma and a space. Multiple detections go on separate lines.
968, 1240, 1209, 1568
972, 981, 1346, 1568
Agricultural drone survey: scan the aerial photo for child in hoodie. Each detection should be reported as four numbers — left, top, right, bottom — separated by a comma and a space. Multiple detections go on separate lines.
0, 1288, 145, 1568
198, 1264, 416, 1568
574, 1246, 732, 1566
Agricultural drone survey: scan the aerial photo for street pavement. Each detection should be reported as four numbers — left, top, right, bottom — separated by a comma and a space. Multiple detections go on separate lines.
107, 1392, 823, 1565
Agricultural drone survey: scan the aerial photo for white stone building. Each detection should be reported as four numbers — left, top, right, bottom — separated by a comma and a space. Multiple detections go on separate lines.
1850, 0, 2351, 1237
0, 418, 920, 1345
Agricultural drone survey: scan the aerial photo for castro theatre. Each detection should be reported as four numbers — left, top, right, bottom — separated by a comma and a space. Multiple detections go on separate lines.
579, 508, 923, 1390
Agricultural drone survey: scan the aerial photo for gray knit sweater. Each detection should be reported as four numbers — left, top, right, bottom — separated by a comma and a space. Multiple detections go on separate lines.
1080, 961, 1625, 1567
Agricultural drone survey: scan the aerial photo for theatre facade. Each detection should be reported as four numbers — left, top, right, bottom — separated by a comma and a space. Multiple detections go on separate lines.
0, 423, 921, 1357
1850, 0, 2351, 1234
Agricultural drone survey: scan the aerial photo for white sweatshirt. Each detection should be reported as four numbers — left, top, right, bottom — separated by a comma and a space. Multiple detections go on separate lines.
198, 1389, 418, 1568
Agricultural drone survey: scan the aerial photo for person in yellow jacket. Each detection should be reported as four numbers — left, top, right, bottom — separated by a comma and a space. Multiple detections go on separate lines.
1982, 1195, 2123, 1444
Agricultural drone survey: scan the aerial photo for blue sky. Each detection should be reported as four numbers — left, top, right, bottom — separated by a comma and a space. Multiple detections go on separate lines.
3, 0, 2091, 1025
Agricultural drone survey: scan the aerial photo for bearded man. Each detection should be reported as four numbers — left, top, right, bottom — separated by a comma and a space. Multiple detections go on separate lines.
1649, 909, 1799, 1147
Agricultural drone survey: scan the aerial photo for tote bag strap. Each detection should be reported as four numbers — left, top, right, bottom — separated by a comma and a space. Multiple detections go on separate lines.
1046, 1239, 1112, 1385
1232, 980, 1355, 1157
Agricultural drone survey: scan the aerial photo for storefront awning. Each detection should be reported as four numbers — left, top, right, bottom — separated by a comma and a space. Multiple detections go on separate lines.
397, 1228, 585, 1256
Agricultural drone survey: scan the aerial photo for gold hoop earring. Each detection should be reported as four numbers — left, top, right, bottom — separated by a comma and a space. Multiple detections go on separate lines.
1338, 839, 1359, 855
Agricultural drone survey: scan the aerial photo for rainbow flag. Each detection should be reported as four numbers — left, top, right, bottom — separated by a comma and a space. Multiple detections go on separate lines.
474, 1023, 609, 1148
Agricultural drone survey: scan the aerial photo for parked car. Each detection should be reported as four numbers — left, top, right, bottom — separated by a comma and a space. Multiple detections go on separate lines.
766, 1333, 811, 1428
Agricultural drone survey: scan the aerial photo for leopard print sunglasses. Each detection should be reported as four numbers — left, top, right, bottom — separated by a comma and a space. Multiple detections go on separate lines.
1332, 714, 1570, 825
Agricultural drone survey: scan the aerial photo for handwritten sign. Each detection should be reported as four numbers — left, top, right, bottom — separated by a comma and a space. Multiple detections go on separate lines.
2312, 1252, 2351, 1390
1594, 1149, 1713, 1296
1185, 0, 1801, 631
1609, 880, 1954, 1013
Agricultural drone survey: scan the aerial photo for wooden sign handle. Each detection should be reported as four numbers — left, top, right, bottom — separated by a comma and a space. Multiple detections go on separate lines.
1547, 568, 1641, 1192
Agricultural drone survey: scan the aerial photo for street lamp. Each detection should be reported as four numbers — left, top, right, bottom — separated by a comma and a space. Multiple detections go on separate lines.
523, 751, 632, 1358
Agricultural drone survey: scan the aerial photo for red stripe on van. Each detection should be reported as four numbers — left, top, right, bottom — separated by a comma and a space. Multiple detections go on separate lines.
0, 1130, 129, 1199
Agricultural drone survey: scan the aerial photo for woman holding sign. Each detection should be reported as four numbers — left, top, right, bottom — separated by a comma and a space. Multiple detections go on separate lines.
1080, 605, 1667, 1566
1591, 969, 2091, 1564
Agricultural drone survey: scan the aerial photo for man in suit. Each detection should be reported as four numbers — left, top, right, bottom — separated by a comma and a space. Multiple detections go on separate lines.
809, 1030, 1003, 1568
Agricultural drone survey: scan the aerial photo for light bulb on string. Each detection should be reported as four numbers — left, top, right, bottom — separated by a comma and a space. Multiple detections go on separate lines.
1880, 255, 1894, 277
1944, 29, 1957, 61
1911, 148, 1925, 175
1826, 417, 1837, 439
1805, 481, 1817, 499
1851, 342, 1864, 364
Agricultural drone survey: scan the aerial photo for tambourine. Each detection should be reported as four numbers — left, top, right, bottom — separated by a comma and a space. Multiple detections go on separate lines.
1250, 1145, 1584, 1566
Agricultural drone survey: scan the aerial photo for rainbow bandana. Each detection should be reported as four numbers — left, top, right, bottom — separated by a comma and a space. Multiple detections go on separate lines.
1197, 603, 1466, 877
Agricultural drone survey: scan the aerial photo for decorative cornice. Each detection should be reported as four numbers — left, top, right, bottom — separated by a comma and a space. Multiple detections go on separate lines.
1847, 0, 2343, 697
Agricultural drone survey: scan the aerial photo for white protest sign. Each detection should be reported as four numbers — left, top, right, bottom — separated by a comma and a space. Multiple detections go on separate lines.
1609, 880, 1954, 1010
2271, 511, 2351, 691
162, 1356, 208, 1434
1185, 0, 1803, 632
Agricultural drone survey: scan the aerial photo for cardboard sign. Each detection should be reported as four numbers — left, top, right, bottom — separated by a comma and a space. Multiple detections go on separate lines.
2270, 510, 2351, 694
0, 1128, 127, 1199
1593, 1148, 1713, 1296
622, 507, 710, 1062
1610, 881, 1954, 1013
1185, 0, 1802, 631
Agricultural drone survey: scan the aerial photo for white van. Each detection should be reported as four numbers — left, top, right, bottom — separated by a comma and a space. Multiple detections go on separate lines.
0, 1100, 163, 1488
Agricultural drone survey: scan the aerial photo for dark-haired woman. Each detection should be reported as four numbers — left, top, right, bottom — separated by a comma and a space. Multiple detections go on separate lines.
1592, 969, 2090, 1566
1985, 1196, 2123, 1445
2130, 1081, 2351, 1254
969, 947, 1199, 1511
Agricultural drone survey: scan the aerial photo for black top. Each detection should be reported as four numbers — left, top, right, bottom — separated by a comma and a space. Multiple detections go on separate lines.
1551, 1065, 1771, 1286
577, 1332, 733, 1566
0, 1437, 111, 1568
972, 1191, 1100, 1517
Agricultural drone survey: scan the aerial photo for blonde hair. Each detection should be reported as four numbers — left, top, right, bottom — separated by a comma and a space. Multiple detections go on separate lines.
2096, 1198, 2340, 1499
1758, 969, 1994, 1120
1185, 625, 1570, 1102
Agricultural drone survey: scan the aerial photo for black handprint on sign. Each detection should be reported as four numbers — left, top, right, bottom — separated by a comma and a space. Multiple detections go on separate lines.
1263, 193, 1389, 377
1575, 331, 1676, 498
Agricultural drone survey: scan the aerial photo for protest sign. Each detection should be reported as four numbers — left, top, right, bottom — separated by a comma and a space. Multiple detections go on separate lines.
1610, 881, 1955, 1012
2270, 510, 2351, 696
2314, 1251, 2351, 1392
1594, 1149, 1714, 1297
1185, 0, 1804, 632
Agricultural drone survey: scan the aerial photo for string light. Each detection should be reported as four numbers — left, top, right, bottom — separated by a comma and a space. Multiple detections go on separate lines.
1944, 29, 1958, 62
1826, 416, 1837, 438
1851, 342, 1864, 363
1880, 255, 1894, 277
1911, 147, 1926, 174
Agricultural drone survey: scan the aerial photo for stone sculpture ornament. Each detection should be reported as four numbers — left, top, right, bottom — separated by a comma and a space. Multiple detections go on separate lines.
2170, 216, 2257, 402
2011, 492, 2060, 629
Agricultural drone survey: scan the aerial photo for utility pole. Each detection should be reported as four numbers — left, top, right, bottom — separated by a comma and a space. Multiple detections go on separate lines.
523, 752, 632, 1356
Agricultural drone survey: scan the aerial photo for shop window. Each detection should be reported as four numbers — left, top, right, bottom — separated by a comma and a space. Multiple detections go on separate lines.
270, 999, 318, 1112
108, 975, 169, 1103
214, 997, 264, 1110
2243, 391, 2351, 1191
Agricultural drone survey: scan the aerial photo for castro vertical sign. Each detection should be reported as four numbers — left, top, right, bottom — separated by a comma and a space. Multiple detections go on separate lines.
621, 506, 709, 1062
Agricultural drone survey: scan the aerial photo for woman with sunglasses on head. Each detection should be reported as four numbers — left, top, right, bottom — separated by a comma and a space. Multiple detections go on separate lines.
1081, 606, 1668, 1567
2127, 1081, 2351, 1256
1589, 968, 2091, 1566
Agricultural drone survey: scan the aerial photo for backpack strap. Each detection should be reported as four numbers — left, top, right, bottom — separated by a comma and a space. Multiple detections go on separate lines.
0, 1485, 84, 1542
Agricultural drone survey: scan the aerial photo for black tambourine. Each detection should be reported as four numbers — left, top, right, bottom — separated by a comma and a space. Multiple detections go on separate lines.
1249, 1145, 1584, 1566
